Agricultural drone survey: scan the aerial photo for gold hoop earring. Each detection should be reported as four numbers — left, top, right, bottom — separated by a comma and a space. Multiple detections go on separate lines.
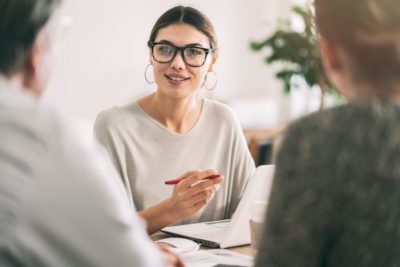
204, 71, 217, 90
144, 64, 155, 84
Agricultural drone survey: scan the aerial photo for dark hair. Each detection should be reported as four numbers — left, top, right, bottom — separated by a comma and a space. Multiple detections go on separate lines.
148, 6, 217, 49
0, 0, 61, 76
315, 0, 400, 93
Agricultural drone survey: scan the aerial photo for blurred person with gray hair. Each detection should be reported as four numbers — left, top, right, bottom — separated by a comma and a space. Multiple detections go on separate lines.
255, 0, 400, 266
0, 0, 184, 266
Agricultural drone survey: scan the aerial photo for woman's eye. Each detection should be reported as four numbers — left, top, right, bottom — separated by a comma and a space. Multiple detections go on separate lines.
157, 45, 173, 54
185, 48, 203, 57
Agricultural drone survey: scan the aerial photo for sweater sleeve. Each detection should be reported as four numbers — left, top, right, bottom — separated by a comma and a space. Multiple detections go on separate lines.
93, 109, 134, 202
93, 110, 123, 175
225, 106, 256, 217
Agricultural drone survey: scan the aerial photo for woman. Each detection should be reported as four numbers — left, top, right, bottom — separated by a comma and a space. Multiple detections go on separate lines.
94, 6, 255, 234
255, 0, 400, 266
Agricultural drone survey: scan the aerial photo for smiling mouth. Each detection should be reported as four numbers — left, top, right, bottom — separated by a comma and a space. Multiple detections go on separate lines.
165, 74, 190, 81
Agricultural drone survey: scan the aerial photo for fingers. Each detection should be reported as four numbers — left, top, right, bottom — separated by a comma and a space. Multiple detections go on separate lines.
178, 170, 199, 180
188, 176, 223, 196
175, 170, 223, 204
175, 176, 223, 206
190, 188, 214, 204
168, 169, 224, 218
184, 184, 220, 214
173, 187, 213, 212
158, 244, 187, 267
176, 169, 220, 188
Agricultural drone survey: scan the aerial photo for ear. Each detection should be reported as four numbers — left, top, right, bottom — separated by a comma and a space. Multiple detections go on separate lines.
22, 37, 41, 90
319, 38, 341, 72
22, 32, 50, 97
208, 50, 219, 72
319, 38, 355, 99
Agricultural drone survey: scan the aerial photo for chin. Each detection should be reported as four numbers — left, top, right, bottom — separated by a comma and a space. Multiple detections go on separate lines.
160, 86, 191, 98
167, 91, 191, 99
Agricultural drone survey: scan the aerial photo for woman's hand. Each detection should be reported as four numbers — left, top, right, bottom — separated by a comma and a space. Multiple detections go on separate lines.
138, 169, 223, 234
167, 170, 224, 219
158, 243, 186, 267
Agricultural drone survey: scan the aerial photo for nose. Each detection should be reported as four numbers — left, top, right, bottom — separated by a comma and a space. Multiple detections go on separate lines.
170, 51, 185, 70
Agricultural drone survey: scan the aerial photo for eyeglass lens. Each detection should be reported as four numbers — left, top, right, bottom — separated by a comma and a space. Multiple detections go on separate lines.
152, 44, 207, 67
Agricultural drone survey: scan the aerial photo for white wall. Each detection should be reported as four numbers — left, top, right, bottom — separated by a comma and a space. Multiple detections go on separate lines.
44, 0, 293, 127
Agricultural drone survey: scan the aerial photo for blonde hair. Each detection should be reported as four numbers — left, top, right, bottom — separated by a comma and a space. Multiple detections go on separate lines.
315, 0, 400, 93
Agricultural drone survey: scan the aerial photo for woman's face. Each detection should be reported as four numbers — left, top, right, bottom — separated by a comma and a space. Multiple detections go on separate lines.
150, 23, 217, 99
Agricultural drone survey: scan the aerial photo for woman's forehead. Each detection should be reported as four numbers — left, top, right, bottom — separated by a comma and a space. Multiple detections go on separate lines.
155, 23, 210, 47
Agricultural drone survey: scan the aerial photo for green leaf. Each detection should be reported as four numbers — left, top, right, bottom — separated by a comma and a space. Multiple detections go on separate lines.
249, 2, 336, 96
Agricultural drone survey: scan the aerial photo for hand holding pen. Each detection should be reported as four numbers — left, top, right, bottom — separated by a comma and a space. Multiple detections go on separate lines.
165, 170, 224, 219
165, 174, 221, 185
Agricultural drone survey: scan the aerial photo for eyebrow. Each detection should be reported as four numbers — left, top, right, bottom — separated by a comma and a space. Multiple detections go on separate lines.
156, 39, 206, 48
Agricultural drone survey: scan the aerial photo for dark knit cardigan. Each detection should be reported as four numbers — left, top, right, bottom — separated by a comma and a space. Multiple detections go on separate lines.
255, 100, 400, 267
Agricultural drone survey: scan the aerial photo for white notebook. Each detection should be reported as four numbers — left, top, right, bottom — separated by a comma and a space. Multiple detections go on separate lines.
162, 165, 275, 248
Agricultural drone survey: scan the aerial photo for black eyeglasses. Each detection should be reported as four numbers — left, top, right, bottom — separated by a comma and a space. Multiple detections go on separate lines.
148, 41, 216, 67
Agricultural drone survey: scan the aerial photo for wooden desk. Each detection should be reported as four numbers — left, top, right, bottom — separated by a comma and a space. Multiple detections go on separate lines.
152, 232, 255, 256
244, 125, 287, 165
225, 244, 254, 256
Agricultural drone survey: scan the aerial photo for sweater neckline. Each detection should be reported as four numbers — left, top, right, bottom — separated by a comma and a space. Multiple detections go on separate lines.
133, 98, 209, 137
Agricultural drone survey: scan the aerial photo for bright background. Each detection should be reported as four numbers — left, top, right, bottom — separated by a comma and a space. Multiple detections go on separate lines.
44, 0, 310, 129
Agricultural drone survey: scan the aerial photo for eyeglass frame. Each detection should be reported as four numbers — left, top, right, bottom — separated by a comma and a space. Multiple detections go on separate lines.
148, 41, 217, 67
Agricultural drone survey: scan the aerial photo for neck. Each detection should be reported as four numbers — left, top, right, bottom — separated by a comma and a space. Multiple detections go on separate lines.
1, 70, 40, 98
345, 81, 400, 102
143, 92, 203, 134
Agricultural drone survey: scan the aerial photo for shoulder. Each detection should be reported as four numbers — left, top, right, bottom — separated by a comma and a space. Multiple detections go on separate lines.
275, 101, 400, 205
203, 98, 239, 124
95, 103, 136, 125
0, 92, 65, 151
0, 94, 125, 189
279, 100, 400, 168
0, 93, 82, 225
202, 98, 243, 136
288, 100, 400, 140
94, 102, 139, 131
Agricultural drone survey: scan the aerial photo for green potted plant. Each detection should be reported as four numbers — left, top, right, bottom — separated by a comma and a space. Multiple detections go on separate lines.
250, 3, 338, 110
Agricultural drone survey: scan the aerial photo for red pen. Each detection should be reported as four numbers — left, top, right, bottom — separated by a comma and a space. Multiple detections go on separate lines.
165, 174, 220, 185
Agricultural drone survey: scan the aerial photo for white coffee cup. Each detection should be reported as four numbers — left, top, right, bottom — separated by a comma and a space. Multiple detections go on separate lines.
249, 200, 267, 250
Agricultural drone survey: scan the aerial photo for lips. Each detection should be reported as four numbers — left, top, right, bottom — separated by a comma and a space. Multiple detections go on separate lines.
165, 74, 190, 81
